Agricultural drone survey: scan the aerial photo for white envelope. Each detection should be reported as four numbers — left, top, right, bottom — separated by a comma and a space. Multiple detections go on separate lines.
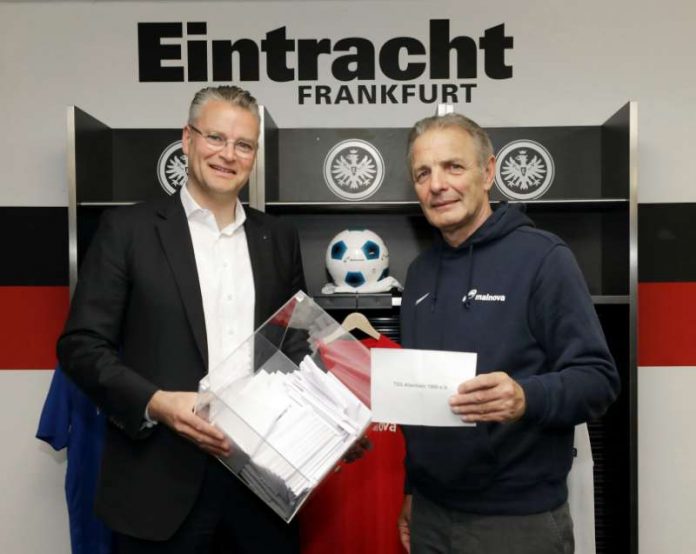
371, 348, 477, 427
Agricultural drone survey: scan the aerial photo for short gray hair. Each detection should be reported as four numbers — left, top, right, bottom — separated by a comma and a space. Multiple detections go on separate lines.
407, 113, 494, 170
188, 85, 260, 125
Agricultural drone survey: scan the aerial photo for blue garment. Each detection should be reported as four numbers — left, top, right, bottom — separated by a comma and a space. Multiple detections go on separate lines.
36, 367, 113, 554
400, 203, 620, 515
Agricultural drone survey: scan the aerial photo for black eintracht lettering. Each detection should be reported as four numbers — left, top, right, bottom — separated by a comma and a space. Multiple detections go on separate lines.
379, 37, 426, 80
479, 24, 514, 79
137, 20, 514, 86
429, 19, 477, 79
332, 38, 375, 81
138, 22, 184, 82
186, 22, 207, 82
261, 27, 295, 82
212, 39, 260, 81
298, 39, 331, 80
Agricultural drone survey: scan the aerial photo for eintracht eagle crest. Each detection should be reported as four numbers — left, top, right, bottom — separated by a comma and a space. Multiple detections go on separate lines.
495, 139, 555, 200
158, 140, 188, 195
323, 139, 385, 201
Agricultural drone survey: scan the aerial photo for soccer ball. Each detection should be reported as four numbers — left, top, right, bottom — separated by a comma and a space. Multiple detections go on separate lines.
326, 229, 389, 289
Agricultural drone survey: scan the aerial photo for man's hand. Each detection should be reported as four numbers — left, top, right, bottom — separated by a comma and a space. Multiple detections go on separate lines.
449, 371, 526, 423
147, 391, 231, 457
398, 494, 412, 553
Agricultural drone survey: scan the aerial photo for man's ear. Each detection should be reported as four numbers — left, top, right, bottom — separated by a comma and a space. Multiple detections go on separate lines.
181, 126, 191, 156
483, 155, 496, 192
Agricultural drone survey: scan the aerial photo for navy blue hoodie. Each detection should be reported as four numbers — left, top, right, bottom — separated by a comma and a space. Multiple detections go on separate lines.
400, 203, 620, 515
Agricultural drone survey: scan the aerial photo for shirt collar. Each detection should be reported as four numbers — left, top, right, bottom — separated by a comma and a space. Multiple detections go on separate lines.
180, 184, 246, 235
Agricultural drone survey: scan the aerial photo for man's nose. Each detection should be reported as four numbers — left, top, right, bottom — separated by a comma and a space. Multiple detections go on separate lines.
219, 141, 237, 160
430, 169, 447, 192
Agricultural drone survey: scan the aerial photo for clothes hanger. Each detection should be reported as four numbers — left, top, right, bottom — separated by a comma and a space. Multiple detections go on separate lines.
341, 312, 380, 340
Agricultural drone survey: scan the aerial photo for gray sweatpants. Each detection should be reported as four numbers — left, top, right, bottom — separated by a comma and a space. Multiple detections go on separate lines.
410, 492, 575, 554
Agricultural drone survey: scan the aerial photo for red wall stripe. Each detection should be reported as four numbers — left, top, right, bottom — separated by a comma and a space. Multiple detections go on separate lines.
639, 282, 696, 366
1, 283, 693, 368
0, 286, 69, 369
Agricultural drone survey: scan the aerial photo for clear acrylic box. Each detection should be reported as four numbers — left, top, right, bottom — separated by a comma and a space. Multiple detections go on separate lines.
195, 291, 372, 522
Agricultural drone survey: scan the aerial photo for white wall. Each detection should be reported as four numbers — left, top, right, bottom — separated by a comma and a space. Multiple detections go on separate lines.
0, 371, 70, 554
638, 366, 696, 554
1, 2, 695, 552
1, 1, 695, 207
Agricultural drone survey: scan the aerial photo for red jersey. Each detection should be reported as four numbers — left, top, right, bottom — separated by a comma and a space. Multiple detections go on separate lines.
300, 335, 405, 554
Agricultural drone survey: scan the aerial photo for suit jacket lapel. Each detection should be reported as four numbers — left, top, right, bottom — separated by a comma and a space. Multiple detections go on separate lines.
155, 193, 208, 368
244, 209, 272, 327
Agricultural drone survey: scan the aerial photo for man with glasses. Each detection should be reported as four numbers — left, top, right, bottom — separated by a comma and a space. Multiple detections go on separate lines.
58, 86, 306, 553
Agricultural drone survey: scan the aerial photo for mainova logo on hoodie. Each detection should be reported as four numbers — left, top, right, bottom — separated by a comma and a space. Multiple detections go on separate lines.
463, 289, 506, 303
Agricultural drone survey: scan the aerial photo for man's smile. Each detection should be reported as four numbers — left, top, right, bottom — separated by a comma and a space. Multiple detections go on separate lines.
209, 164, 237, 176
431, 198, 458, 210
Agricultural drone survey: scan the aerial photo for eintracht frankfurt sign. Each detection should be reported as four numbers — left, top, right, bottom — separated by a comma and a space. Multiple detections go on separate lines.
138, 20, 514, 105
323, 139, 385, 201
495, 140, 555, 200
158, 141, 187, 195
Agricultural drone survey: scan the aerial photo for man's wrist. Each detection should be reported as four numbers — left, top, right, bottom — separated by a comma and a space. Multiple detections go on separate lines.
143, 390, 162, 428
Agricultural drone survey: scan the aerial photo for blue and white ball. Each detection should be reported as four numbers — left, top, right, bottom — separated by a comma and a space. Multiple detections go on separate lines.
326, 229, 389, 289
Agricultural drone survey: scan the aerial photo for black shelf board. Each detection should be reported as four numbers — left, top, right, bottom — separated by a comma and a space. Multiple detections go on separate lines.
313, 293, 399, 310
265, 202, 423, 215
591, 295, 630, 305
79, 199, 628, 214
312, 293, 625, 310
78, 201, 252, 207
265, 198, 628, 215
514, 199, 628, 213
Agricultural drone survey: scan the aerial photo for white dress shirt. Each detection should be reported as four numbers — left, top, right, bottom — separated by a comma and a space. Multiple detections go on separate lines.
180, 184, 256, 373
144, 186, 255, 425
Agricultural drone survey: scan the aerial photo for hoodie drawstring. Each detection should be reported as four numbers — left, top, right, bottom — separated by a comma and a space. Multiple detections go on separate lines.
463, 243, 475, 310
430, 241, 443, 312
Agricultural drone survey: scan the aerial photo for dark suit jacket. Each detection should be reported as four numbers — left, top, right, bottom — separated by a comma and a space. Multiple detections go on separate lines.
57, 192, 306, 541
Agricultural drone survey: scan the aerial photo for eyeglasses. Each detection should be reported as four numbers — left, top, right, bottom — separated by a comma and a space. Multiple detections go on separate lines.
188, 124, 257, 159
